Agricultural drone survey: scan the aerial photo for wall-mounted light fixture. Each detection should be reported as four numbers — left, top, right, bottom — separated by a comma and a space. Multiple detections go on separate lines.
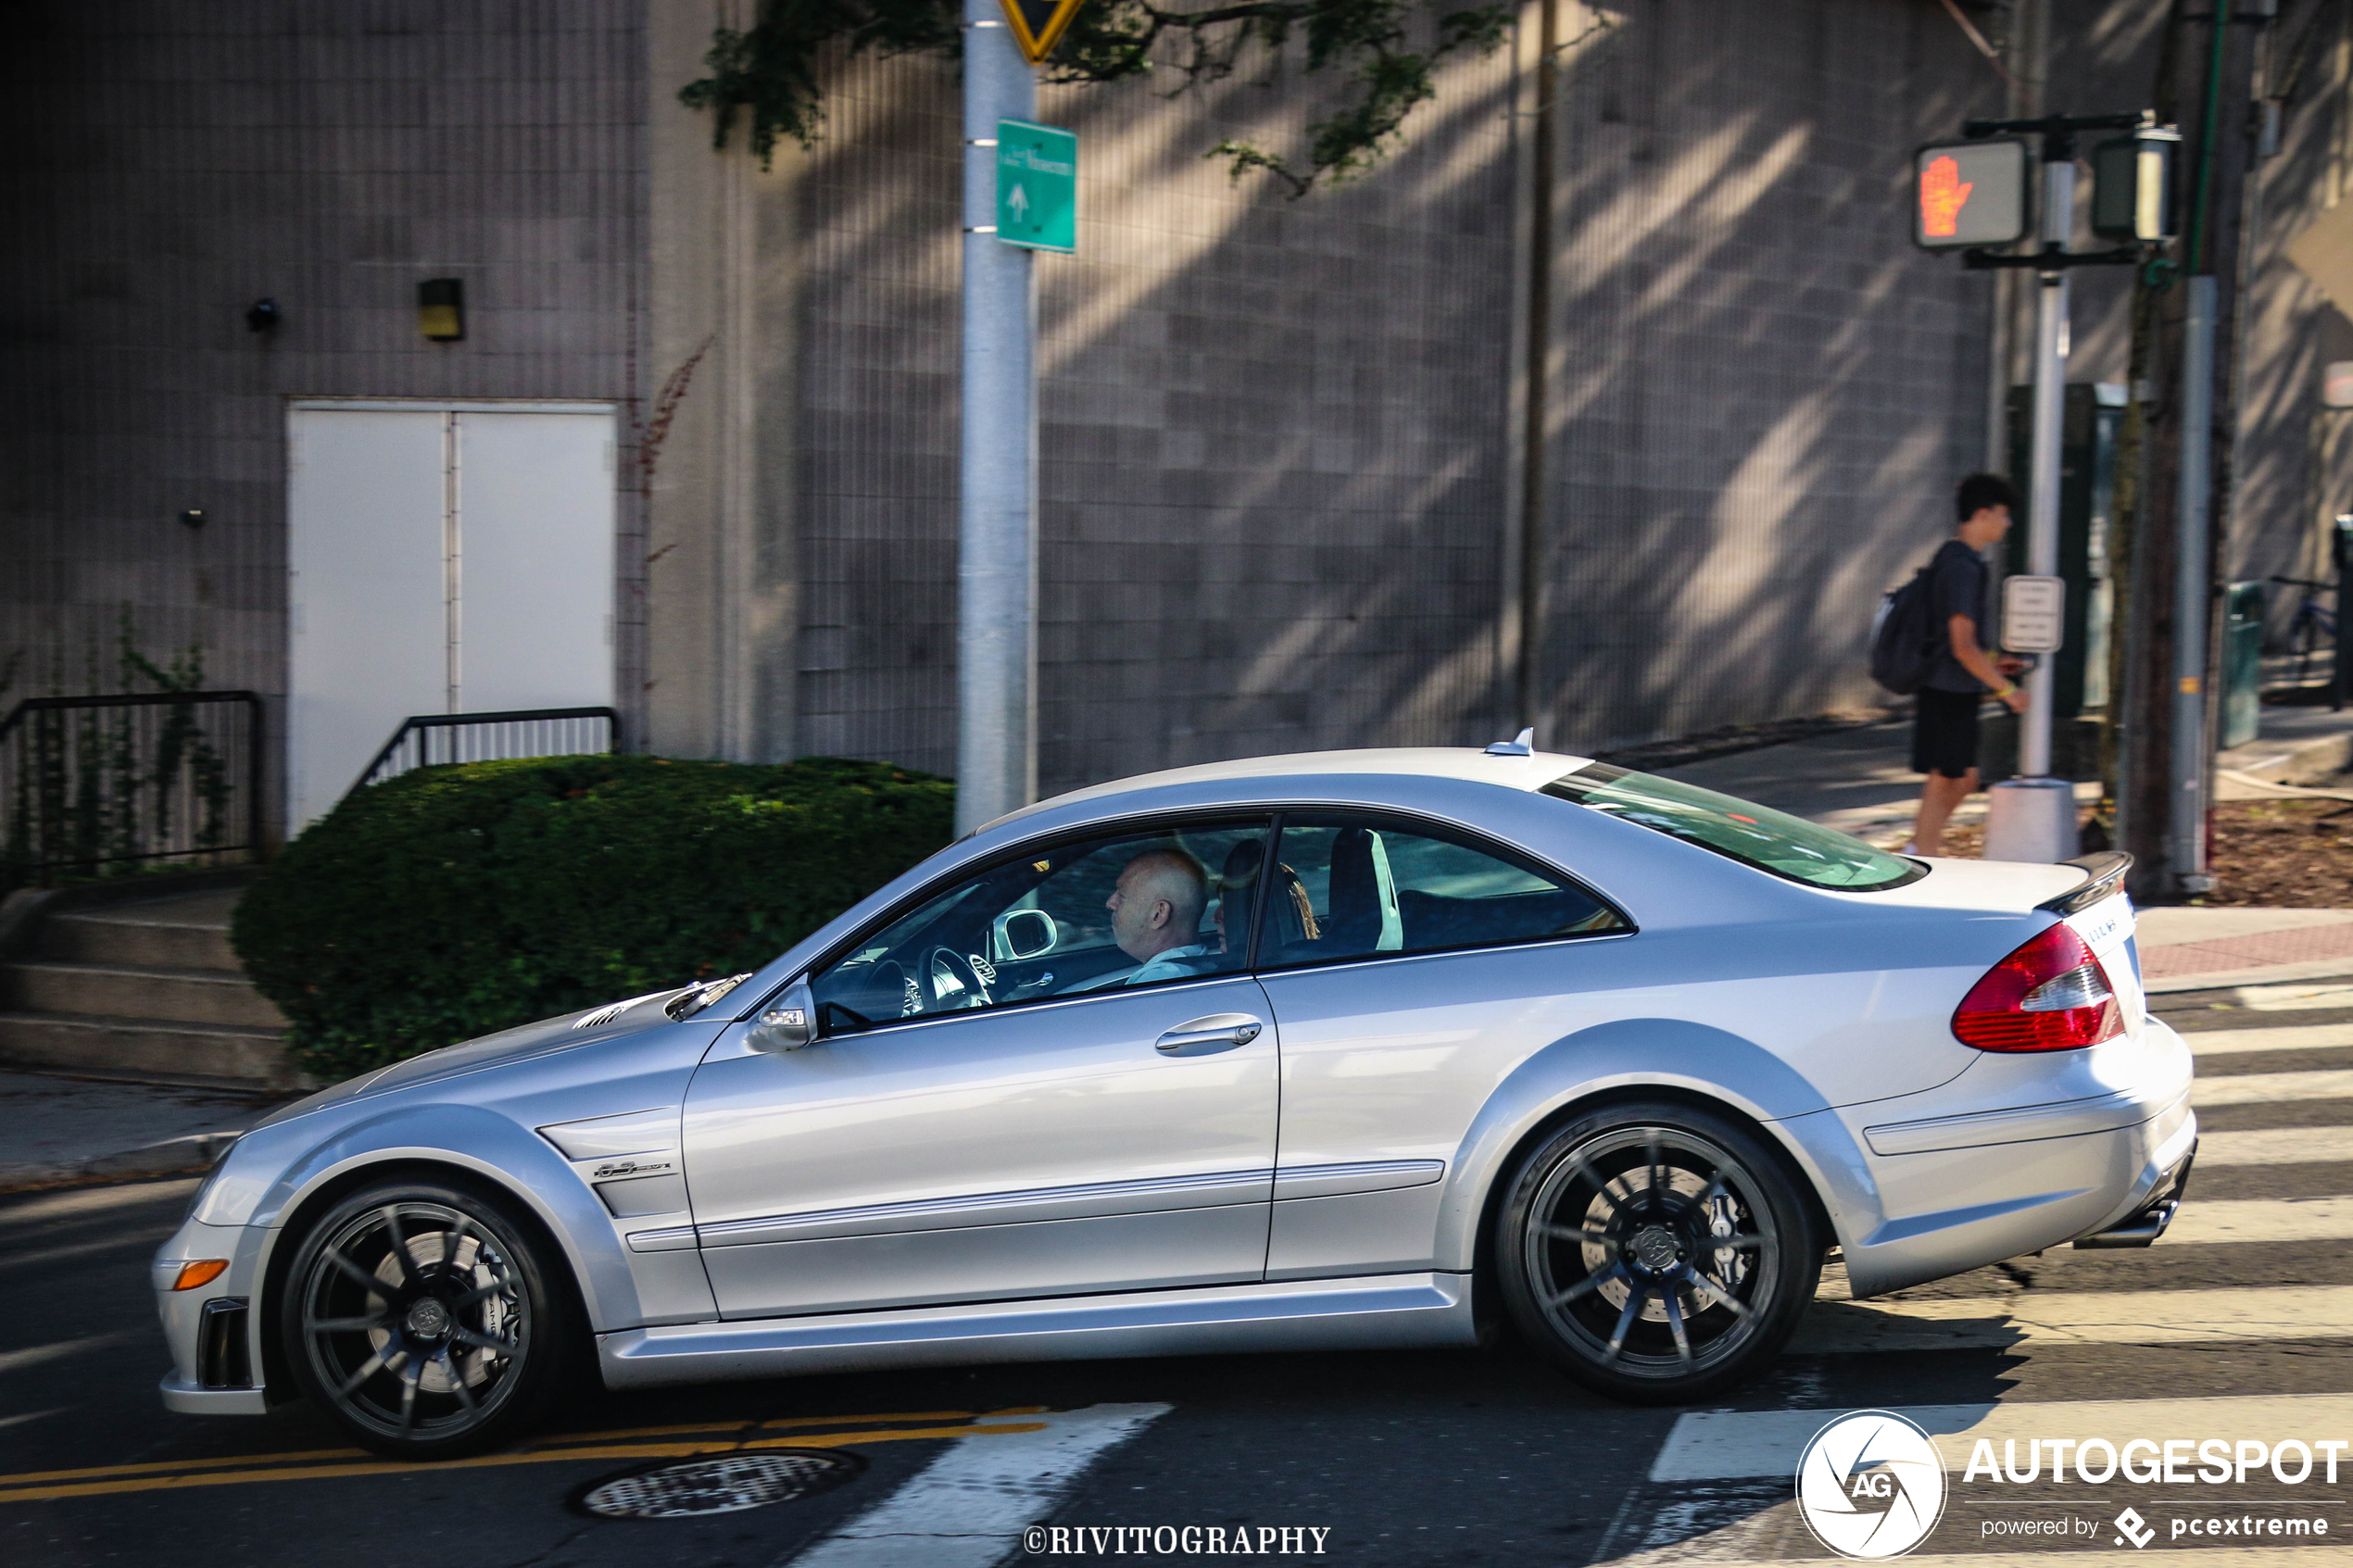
418, 279, 464, 342
245, 298, 280, 332
178, 508, 206, 530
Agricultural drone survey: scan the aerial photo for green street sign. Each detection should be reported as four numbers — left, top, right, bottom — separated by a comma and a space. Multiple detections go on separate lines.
997, 119, 1076, 254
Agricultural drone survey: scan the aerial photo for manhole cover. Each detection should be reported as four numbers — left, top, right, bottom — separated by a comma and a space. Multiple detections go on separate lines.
569, 1449, 864, 1520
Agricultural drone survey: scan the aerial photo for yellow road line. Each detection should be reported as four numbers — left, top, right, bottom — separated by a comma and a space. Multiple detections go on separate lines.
0, 1422, 1049, 1503
0, 1407, 1030, 1487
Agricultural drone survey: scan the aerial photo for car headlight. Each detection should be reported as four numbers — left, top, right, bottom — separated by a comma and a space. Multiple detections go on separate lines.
184, 1135, 243, 1221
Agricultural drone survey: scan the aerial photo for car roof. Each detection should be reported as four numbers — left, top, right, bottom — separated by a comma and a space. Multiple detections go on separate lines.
985, 746, 1600, 833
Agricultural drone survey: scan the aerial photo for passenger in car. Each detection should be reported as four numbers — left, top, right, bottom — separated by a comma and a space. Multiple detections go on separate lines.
1060, 846, 1218, 991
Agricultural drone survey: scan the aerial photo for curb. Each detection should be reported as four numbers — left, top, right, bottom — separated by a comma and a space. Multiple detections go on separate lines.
2144, 958, 2353, 997
2217, 725, 2353, 788
0, 1128, 243, 1193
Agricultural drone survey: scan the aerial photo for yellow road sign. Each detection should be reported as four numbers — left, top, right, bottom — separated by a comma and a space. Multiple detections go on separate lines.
998, 0, 1088, 65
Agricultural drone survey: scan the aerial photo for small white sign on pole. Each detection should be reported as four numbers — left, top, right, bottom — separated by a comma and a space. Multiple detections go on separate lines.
2001, 574, 2066, 654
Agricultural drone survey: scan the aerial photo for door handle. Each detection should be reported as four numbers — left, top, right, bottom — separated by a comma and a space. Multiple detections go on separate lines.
1155, 1012, 1265, 1056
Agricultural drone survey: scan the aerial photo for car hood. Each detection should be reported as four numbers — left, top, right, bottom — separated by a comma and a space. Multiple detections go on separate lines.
254, 995, 682, 1131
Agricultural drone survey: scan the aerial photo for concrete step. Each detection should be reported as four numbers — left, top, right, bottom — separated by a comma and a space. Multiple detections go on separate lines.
44, 888, 243, 972
6, 959, 287, 1030
0, 1012, 304, 1091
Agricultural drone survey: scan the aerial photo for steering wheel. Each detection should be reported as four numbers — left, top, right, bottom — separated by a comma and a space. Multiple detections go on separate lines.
920, 947, 992, 1011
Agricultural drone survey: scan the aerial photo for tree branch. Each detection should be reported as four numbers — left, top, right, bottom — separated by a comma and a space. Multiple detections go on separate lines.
679, 0, 1512, 195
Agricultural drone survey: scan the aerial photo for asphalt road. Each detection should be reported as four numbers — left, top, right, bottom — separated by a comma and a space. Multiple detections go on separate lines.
5, 983, 2349, 1567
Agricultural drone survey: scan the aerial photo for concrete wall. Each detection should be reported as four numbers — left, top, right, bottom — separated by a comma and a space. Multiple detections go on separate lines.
6, 0, 2050, 812
748, 27, 1527, 791
0, 0, 648, 813
1529, 0, 2007, 752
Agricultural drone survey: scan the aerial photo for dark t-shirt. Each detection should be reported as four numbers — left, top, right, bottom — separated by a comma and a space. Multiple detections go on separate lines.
1922, 538, 1991, 693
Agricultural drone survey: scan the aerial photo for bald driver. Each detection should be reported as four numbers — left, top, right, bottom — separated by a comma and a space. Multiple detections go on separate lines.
1061, 847, 1215, 992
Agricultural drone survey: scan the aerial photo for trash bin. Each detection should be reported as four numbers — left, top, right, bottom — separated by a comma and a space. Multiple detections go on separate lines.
2221, 580, 2265, 748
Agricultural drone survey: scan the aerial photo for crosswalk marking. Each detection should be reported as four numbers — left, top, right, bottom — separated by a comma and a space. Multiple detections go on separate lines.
2233, 981, 2353, 1011
2199, 1127, 2353, 1166
2194, 1069, 2353, 1107
1790, 1284, 2353, 1354
2183, 1022, 2353, 1055
1619, 1004, 2353, 1564
781, 1404, 1171, 1568
1610, 1553, 2353, 1568
2158, 1196, 2353, 1244
1650, 1393, 2353, 1481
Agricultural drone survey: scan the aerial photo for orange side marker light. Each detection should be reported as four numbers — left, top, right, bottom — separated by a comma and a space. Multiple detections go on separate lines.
170, 1260, 230, 1292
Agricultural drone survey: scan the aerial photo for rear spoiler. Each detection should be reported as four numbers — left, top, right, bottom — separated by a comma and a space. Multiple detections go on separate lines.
2036, 850, 2133, 917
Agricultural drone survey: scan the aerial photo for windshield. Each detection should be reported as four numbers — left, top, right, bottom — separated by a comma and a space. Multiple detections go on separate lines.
1543, 763, 1925, 892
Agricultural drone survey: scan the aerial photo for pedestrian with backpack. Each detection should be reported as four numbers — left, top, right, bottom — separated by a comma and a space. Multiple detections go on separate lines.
1869, 473, 2030, 855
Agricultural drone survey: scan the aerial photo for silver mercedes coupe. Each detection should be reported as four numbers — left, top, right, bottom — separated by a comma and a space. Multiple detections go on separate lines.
154, 743, 2195, 1457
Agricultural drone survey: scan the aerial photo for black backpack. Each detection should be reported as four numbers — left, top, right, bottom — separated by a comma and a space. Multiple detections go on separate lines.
1869, 558, 1944, 696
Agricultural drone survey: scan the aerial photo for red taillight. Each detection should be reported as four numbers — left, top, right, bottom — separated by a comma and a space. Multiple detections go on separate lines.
1952, 922, 2125, 1052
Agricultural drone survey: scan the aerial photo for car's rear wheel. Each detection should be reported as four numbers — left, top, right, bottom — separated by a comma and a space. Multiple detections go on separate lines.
1496, 1101, 1819, 1404
281, 1176, 576, 1458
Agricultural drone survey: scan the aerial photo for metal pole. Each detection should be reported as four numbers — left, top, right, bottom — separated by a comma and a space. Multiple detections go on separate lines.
2020, 161, 2073, 779
955, 0, 1038, 836
1981, 135, 2082, 864
2171, 274, 2218, 889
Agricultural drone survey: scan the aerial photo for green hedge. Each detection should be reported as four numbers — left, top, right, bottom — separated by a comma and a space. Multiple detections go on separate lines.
233, 755, 954, 1080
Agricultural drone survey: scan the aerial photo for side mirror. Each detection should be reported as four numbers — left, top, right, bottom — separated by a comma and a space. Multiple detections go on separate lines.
992, 908, 1059, 962
746, 980, 817, 1053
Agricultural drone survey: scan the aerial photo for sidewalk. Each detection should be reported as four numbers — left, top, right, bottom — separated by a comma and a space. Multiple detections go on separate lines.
1655, 696, 2353, 996
0, 1073, 293, 1190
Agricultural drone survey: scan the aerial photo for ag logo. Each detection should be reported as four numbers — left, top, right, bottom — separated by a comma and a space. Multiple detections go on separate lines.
1795, 1410, 1948, 1560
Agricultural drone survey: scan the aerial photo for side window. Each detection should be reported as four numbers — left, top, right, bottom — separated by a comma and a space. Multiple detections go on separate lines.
1258, 812, 1625, 970
809, 818, 1274, 1033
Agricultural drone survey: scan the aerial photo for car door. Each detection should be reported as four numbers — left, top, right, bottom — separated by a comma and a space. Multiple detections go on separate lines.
681, 817, 1281, 1319
1251, 810, 1631, 1280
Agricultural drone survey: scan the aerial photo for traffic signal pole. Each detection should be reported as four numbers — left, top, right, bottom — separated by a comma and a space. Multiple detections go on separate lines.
1923, 111, 2171, 864
1982, 143, 2081, 861
2020, 157, 2073, 779
955, 0, 1040, 836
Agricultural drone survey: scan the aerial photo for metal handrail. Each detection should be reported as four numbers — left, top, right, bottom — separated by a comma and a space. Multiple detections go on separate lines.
347, 707, 622, 799
0, 690, 268, 878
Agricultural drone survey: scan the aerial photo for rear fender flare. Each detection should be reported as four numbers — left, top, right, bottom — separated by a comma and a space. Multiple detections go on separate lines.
1435, 1019, 1883, 1270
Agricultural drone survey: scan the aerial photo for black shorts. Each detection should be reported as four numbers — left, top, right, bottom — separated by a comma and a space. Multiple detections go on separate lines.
1911, 687, 1982, 779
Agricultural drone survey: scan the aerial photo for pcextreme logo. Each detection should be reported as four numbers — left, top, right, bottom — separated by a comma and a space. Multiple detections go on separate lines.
1796, 1410, 1950, 1560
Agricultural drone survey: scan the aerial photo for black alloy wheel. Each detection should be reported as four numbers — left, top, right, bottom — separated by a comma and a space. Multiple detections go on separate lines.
282, 1177, 576, 1459
1496, 1102, 1819, 1404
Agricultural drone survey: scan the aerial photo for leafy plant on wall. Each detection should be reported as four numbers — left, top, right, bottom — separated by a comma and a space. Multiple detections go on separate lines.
680, 0, 1515, 197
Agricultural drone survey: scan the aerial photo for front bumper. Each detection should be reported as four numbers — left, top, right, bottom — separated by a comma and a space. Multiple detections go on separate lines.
159, 1374, 268, 1415
154, 1218, 271, 1417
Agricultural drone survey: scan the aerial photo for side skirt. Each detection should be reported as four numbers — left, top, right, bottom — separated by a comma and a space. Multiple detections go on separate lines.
598, 1271, 1478, 1388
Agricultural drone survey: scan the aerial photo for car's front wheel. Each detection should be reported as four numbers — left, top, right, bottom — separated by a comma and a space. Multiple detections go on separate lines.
281, 1176, 578, 1458
1495, 1101, 1820, 1404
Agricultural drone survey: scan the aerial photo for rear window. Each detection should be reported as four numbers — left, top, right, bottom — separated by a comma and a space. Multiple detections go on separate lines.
1543, 763, 1925, 892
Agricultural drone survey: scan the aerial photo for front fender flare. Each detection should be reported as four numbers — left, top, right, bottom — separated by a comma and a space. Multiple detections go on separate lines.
1432, 1019, 1883, 1270
245, 1104, 638, 1336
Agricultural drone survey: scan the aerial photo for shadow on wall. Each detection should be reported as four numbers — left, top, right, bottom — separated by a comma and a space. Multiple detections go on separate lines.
777, 23, 1522, 797
1538, 0, 2007, 755
770, 0, 2015, 794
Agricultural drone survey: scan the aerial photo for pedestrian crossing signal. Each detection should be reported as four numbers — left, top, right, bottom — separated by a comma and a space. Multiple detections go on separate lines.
998, 0, 1088, 65
1912, 137, 2031, 250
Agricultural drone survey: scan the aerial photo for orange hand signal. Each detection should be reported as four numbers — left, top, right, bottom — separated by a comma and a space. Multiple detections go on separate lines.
1920, 155, 1974, 238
